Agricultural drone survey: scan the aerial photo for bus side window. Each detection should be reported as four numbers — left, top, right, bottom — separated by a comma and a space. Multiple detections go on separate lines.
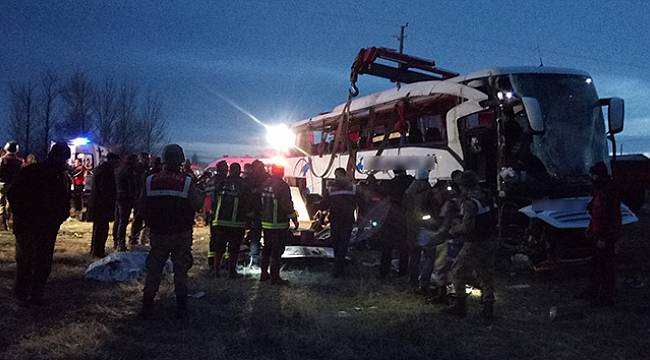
419, 114, 446, 144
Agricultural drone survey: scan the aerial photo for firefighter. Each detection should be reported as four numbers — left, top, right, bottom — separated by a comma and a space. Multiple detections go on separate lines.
0, 141, 24, 231
319, 168, 358, 278
88, 153, 121, 258
7, 142, 71, 306
207, 160, 228, 272
260, 164, 298, 284
140, 144, 202, 319
211, 163, 250, 277
379, 168, 414, 278
113, 154, 139, 251
129, 152, 150, 245
575, 162, 622, 306
244, 159, 268, 268
446, 170, 496, 324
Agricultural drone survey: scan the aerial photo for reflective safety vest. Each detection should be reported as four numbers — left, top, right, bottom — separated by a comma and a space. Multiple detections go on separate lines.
261, 177, 295, 230
464, 196, 495, 242
212, 176, 247, 228
143, 171, 195, 235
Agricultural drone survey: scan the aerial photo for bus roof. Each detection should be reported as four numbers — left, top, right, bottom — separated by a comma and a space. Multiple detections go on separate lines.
290, 80, 488, 129
450, 66, 591, 83
289, 66, 590, 130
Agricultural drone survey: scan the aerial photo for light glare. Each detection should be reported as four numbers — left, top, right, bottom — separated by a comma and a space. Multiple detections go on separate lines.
266, 124, 296, 151
71, 137, 90, 146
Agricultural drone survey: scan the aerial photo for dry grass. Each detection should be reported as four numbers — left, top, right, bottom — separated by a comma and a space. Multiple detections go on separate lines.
1, 207, 650, 360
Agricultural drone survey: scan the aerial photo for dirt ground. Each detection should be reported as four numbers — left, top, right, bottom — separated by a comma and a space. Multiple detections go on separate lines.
1, 204, 649, 360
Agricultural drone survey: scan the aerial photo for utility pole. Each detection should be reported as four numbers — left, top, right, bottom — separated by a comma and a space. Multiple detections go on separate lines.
394, 23, 408, 88
396, 22, 408, 54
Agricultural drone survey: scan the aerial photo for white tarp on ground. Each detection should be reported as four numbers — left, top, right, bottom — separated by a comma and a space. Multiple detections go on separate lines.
84, 250, 172, 282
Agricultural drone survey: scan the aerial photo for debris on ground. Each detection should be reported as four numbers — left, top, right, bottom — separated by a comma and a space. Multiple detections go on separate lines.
84, 250, 172, 282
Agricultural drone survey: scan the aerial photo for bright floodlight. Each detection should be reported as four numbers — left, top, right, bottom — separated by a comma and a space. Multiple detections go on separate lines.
585, 78, 592, 84
71, 137, 90, 146
266, 124, 296, 151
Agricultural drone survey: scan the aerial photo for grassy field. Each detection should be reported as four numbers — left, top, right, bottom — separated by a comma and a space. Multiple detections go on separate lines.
1, 205, 649, 360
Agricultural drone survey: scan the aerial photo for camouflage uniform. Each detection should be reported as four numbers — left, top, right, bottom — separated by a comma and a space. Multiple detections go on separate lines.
448, 186, 496, 322
450, 240, 496, 304
143, 230, 193, 300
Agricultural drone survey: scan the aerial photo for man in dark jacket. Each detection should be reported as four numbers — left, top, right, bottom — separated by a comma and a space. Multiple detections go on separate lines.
0, 141, 24, 231
211, 163, 250, 277
89, 153, 121, 257
576, 162, 622, 306
207, 160, 228, 272
379, 168, 414, 278
244, 159, 269, 268
141, 144, 202, 318
129, 152, 150, 245
113, 154, 139, 251
8, 142, 71, 306
319, 168, 358, 277
259, 164, 298, 284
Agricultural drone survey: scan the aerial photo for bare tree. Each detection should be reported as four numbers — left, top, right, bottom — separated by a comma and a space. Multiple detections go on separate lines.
139, 89, 167, 154
7, 81, 37, 155
61, 71, 94, 138
93, 77, 118, 147
37, 70, 61, 158
112, 81, 139, 154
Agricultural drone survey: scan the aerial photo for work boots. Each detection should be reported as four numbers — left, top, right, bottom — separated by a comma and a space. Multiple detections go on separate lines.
480, 302, 494, 325
446, 295, 467, 317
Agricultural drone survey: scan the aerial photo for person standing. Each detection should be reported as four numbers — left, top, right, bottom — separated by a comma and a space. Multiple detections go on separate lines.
259, 164, 298, 284
141, 144, 202, 319
113, 154, 139, 251
8, 143, 71, 306
447, 171, 496, 325
319, 168, 358, 277
211, 163, 250, 277
0, 141, 24, 231
207, 160, 228, 272
88, 153, 121, 257
404, 168, 435, 290
576, 162, 622, 306
244, 160, 269, 268
71, 158, 87, 219
379, 168, 414, 278
129, 152, 150, 245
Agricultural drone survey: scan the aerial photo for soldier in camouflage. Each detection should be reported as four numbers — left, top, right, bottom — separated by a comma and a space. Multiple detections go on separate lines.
447, 170, 496, 325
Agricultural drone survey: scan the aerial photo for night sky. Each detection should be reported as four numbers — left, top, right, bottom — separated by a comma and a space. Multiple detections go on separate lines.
2, 0, 649, 161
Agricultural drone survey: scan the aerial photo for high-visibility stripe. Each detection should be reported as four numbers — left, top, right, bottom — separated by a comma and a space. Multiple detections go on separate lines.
262, 221, 289, 229
327, 184, 357, 196
232, 197, 239, 223
214, 219, 246, 228
145, 175, 191, 198
212, 195, 223, 227
207, 251, 215, 257
273, 199, 278, 225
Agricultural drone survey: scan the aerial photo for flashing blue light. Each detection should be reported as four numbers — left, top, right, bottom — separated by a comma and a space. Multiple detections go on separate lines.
71, 137, 91, 146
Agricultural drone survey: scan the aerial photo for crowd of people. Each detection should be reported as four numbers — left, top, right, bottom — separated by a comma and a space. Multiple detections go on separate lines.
0, 139, 623, 324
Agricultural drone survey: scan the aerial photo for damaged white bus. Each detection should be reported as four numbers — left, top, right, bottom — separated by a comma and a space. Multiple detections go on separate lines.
283, 47, 637, 266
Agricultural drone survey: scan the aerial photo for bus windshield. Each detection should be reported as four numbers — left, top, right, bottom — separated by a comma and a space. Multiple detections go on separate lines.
511, 73, 608, 178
